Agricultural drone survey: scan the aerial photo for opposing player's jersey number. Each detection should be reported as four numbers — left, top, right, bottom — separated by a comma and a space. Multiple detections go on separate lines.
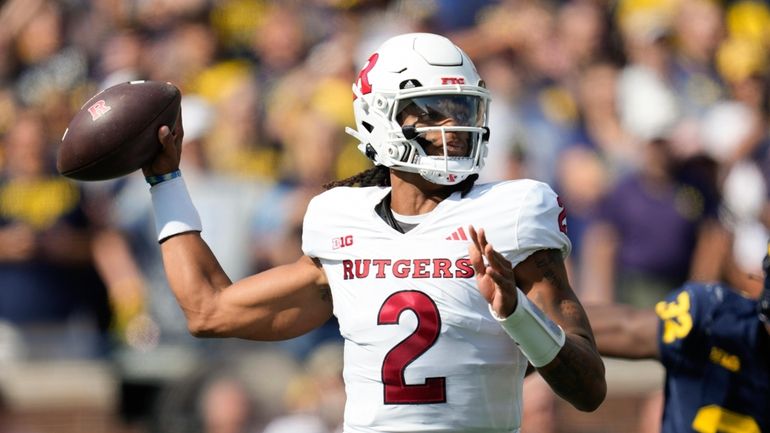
655, 291, 693, 344
378, 290, 446, 404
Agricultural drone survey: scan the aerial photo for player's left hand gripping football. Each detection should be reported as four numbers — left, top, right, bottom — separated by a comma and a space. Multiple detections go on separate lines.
142, 109, 184, 177
468, 226, 519, 319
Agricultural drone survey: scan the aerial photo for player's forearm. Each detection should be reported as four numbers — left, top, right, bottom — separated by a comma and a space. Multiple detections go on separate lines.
492, 289, 607, 411
160, 232, 235, 335
538, 334, 606, 412
586, 304, 659, 359
149, 173, 246, 336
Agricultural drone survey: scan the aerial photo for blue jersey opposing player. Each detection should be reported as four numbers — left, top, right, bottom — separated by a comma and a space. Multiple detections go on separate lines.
587, 243, 770, 433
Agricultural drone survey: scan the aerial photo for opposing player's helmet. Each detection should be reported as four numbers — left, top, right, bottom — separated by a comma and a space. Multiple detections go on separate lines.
347, 33, 491, 185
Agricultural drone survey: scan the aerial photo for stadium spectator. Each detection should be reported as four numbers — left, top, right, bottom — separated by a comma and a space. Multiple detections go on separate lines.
579, 134, 724, 307
261, 342, 345, 433
152, 362, 267, 433
0, 110, 111, 359
199, 375, 261, 433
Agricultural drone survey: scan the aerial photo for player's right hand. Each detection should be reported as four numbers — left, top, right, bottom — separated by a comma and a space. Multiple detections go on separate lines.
142, 109, 184, 177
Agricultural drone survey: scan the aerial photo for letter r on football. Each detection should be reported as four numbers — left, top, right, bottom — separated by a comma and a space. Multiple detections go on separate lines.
88, 100, 111, 121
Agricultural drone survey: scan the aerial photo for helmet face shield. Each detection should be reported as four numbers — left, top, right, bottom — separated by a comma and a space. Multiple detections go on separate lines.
396, 95, 486, 128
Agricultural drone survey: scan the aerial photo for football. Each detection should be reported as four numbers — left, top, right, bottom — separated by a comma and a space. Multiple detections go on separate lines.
57, 80, 181, 181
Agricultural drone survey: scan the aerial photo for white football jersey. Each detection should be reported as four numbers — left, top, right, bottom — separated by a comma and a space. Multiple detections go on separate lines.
302, 180, 571, 433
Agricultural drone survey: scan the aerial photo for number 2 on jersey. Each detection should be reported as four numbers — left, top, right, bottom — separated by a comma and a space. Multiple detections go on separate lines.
556, 196, 567, 234
378, 290, 446, 404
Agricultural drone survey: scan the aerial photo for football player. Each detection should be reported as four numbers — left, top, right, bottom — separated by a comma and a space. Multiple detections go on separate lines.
586, 243, 770, 433
142, 33, 606, 432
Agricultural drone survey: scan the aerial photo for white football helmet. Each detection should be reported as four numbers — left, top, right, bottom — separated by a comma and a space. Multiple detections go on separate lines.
346, 33, 491, 185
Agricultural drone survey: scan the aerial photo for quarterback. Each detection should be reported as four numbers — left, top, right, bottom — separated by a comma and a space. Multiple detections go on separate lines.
142, 33, 606, 432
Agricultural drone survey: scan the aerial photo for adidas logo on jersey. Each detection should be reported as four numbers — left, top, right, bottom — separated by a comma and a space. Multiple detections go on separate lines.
445, 227, 468, 241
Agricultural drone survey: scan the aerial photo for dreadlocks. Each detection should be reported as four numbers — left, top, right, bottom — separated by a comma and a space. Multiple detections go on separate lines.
323, 165, 478, 197
323, 165, 391, 189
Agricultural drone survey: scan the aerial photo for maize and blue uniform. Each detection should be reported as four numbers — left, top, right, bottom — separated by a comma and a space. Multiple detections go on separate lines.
656, 282, 770, 433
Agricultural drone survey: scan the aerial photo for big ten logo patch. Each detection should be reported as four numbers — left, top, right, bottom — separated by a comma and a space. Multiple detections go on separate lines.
333, 235, 354, 250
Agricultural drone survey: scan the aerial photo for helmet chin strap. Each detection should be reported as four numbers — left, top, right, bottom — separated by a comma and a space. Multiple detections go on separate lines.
417, 157, 472, 185
419, 170, 466, 185
383, 151, 468, 185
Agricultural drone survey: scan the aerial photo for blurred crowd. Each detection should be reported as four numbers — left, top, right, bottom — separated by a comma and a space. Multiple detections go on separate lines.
0, 0, 768, 432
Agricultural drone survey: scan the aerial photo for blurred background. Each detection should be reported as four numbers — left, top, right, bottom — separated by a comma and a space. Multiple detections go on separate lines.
0, 0, 767, 432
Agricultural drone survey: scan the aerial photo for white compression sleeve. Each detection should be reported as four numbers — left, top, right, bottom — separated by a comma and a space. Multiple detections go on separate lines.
490, 289, 566, 367
149, 175, 202, 242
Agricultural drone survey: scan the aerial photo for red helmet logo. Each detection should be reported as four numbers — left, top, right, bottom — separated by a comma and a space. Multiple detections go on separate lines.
355, 53, 379, 97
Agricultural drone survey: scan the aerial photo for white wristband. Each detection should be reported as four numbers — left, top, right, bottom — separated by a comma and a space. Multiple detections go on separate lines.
491, 288, 566, 367
149, 175, 202, 242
